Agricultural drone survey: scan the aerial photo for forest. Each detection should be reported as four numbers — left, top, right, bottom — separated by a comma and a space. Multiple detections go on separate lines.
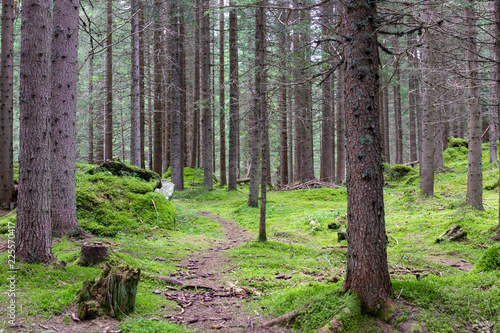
0, 0, 500, 332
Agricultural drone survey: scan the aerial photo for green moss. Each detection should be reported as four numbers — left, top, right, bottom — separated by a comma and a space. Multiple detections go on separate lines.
472, 243, 500, 272
0, 213, 15, 234
164, 167, 219, 187
443, 146, 468, 165
447, 137, 468, 148
387, 164, 416, 179
121, 318, 191, 332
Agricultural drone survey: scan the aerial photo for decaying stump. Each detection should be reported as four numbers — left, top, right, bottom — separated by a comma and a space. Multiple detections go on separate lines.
436, 225, 467, 243
78, 243, 108, 266
77, 264, 140, 320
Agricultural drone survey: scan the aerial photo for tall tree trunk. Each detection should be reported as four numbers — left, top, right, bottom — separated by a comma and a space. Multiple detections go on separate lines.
393, 38, 403, 164
16, 0, 54, 263
104, 0, 113, 160
407, 33, 418, 163
152, 2, 164, 175
51, 0, 82, 237
171, 0, 184, 191
201, 0, 213, 190
466, 1, 484, 210
496, 0, 500, 229
420, 18, 436, 197
336, 62, 346, 182
0, 0, 15, 209
320, 1, 335, 182
228, 1, 239, 191
257, 3, 268, 241
379, 80, 386, 162
219, 0, 227, 186
87, 48, 95, 165
192, 0, 201, 168
342, 0, 392, 312
139, 3, 146, 169
383, 75, 391, 164
130, 0, 141, 167
147, 43, 153, 170
489, 2, 498, 164
278, 28, 288, 185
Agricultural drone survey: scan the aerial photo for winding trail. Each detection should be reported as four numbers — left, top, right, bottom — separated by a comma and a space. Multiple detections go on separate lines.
162, 211, 290, 332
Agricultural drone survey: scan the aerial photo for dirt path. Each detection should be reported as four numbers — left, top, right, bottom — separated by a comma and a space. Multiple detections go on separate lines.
161, 211, 290, 332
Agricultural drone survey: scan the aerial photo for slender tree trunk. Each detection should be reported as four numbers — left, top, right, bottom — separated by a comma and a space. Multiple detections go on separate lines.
278, 29, 288, 185
105, 0, 113, 160
228, 1, 239, 191
336, 62, 346, 183
407, 33, 418, 163
171, 0, 184, 191
496, 0, 500, 229
218, 0, 227, 186
51, 0, 82, 237
147, 43, 153, 170
383, 75, 391, 164
434, 98, 444, 169
420, 18, 436, 197
139, 3, 146, 168
130, 0, 141, 167
489, 3, 498, 164
257, 3, 268, 241
466, 1, 484, 210
153, 2, 164, 175
0, 0, 15, 209
379, 80, 386, 162
201, 0, 213, 190
87, 48, 95, 165
16, 0, 54, 263
342, 0, 392, 312
393, 38, 403, 164
192, 0, 201, 168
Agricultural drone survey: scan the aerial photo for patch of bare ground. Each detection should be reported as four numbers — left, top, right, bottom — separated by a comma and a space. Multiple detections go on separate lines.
427, 256, 473, 272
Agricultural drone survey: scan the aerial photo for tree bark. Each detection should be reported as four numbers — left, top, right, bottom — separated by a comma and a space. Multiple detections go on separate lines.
87, 47, 94, 165
228, 1, 239, 191
336, 62, 346, 182
130, 0, 141, 167
139, 3, 146, 169
201, 0, 213, 190
489, 2, 498, 164
16, 0, 54, 263
393, 38, 403, 165
420, 9, 436, 197
465, 1, 484, 210
407, 32, 418, 163
342, 0, 392, 312
104, 0, 113, 161
0, 0, 15, 209
496, 0, 500, 229
219, 0, 227, 187
152, 1, 164, 175
278, 25, 289, 185
171, 0, 184, 191
51, 0, 82, 237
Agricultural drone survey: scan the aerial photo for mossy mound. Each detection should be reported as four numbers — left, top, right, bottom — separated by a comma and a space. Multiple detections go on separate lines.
472, 243, 500, 273
76, 170, 175, 237
0, 213, 15, 234
87, 160, 161, 189
443, 146, 468, 165
447, 137, 468, 148
163, 166, 219, 187
387, 164, 416, 180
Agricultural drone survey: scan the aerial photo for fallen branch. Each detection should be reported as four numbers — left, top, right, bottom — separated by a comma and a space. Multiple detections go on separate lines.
150, 274, 215, 290
261, 309, 300, 327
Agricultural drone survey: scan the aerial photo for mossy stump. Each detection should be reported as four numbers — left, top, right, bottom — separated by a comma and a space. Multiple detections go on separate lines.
79, 244, 108, 266
77, 264, 140, 320
436, 225, 467, 243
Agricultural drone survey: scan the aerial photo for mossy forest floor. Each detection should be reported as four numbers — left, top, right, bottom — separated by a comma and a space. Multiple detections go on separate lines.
0, 144, 500, 333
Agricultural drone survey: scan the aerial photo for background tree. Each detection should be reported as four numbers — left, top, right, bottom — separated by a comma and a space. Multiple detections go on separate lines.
0, 0, 15, 209
130, 0, 141, 167
227, 0, 239, 191
201, 0, 213, 190
16, 0, 54, 263
104, 0, 113, 161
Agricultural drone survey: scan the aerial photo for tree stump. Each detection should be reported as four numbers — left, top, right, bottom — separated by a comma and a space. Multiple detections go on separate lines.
77, 264, 140, 320
79, 244, 108, 266
436, 225, 467, 243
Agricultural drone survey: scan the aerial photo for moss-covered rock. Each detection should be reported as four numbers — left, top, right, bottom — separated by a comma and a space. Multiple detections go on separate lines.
87, 159, 161, 189
163, 166, 219, 187
387, 164, 416, 179
472, 243, 500, 273
447, 137, 468, 148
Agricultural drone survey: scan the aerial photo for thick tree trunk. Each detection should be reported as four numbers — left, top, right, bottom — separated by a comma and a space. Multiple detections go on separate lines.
51, 0, 82, 237
228, 1, 239, 191
171, 0, 184, 191
192, 0, 201, 168
105, 0, 113, 161
201, 0, 213, 190
130, 0, 141, 167
0, 0, 15, 209
496, 0, 500, 229
466, 1, 484, 210
152, 2, 164, 175
16, 0, 54, 263
342, 0, 392, 312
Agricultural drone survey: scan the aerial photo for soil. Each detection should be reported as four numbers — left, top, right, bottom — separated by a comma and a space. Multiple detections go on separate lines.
2, 211, 290, 333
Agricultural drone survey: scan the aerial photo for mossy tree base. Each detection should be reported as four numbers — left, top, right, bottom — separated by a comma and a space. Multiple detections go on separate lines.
77, 264, 140, 320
